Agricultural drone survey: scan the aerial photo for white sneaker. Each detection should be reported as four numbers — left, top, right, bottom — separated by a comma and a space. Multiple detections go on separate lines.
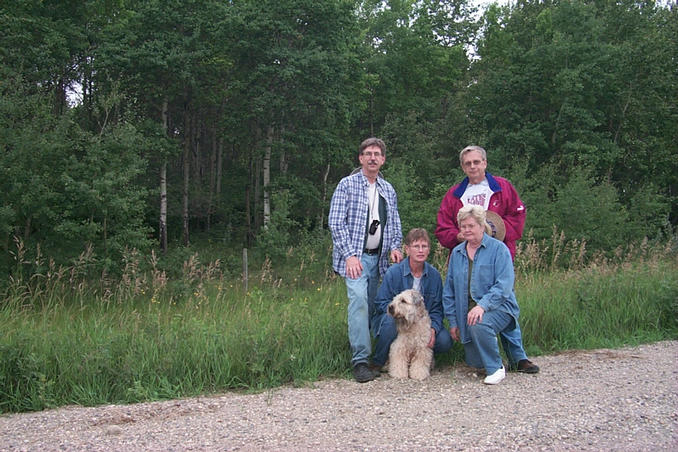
483, 366, 505, 385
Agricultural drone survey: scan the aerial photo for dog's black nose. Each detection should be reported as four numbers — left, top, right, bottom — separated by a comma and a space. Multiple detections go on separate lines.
388, 305, 394, 315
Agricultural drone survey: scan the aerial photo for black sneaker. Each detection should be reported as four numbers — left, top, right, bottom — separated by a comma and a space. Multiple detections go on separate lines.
353, 363, 376, 383
509, 359, 540, 374
368, 363, 384, 377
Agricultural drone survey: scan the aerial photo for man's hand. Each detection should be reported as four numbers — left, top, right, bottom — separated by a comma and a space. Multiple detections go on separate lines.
345, 255, 362, 279
450, 326, 460, 342
467, 305, 485, 326
427, 328, 436, 349
390, 248, 403, 264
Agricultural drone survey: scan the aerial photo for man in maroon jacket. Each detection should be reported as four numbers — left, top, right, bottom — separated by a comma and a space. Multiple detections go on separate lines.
436, 145, 539, 374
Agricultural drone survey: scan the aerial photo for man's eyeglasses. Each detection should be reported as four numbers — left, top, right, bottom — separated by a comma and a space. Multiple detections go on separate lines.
462, 159, 484, 167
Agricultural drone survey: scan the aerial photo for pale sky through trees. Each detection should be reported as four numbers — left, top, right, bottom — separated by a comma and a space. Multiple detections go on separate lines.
474, 0, 511, 10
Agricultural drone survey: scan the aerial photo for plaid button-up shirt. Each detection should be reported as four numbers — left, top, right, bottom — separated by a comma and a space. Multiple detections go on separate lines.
328, 171, 402, 277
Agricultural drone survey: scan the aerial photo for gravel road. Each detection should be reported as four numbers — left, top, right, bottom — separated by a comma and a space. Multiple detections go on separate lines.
1, 341, 676, 451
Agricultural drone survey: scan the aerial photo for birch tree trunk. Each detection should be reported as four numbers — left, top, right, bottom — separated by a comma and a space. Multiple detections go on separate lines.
253, 141, 262, 233
207, 125, 217, 232
159, 97, 168, 253
280, 125, 288, 174
246, 153, 253, 247
262, 125, 273, 229
216, 139, 223, 197
318, 162, 331, 230
182, 104, 191, 246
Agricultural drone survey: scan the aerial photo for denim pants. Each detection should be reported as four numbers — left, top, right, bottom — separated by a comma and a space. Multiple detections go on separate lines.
500, 320, 528, 365
345, 253, 380, 366
371, 313, 453, 366
463, 309, 513, 374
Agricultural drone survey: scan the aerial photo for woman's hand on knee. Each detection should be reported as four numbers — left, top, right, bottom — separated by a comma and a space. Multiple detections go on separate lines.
467, 305, 485, 326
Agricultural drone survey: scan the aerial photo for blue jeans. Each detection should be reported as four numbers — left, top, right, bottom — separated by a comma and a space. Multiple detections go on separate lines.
500, 320, 528, 365
463, 309, 513, 375
345, 253, 380, 366
371, 313, 453, 366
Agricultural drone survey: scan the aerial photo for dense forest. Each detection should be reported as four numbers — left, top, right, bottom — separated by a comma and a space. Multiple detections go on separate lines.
1, 0, 676, 276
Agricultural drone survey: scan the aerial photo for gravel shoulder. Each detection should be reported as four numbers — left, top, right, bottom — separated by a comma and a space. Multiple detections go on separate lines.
2, 341, 677, 451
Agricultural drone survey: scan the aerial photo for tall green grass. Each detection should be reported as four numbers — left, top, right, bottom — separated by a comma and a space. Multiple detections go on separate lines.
517, 261, 678, 353
1, 234, 676, 413
0, 280, 352, 413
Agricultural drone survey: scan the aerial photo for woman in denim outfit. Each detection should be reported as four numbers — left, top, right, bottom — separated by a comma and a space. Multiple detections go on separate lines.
442, 205, 521, 385
371, 228, 453, 371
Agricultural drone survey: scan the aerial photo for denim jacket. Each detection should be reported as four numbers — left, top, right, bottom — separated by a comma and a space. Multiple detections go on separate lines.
374, 257, 444, 333
442, 233, 520, 344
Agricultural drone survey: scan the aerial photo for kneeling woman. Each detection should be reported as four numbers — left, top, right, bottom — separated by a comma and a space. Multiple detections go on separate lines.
443, 205, 521, 385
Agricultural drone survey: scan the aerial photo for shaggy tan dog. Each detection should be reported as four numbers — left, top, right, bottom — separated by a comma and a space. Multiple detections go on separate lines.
387, 289, 433, 380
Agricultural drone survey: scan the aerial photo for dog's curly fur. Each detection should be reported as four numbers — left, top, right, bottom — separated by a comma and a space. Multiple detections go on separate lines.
387, 289, 433, 380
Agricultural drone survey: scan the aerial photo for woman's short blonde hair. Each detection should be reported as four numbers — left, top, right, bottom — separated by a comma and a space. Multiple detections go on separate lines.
457, 205, 492, 235
404, 228, 430, 246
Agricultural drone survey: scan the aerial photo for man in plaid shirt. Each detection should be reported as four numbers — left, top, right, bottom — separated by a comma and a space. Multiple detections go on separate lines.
329, 137, 403, 383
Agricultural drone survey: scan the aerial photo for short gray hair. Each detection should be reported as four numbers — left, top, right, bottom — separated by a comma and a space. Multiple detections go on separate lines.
359, 137, 386, 156
459, 145, 487, 165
